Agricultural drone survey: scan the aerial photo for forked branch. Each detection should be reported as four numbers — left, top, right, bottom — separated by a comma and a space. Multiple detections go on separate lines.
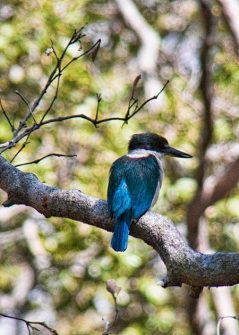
0, 313, 59, 335
0, 28, 168, 160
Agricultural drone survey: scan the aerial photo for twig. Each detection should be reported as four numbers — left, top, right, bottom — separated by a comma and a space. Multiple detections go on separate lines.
50, 40, 59, 61
0, 79, 169, 154
0, 29, 168, 155
10, 133, 31, 164
90, 38, 101, 62
0, 313, 59, 335
0, 98, 15, 132
124, 74, 141, 122
216, 316, 239, 335
11, 28, 87, 139
123, 79, 170, 124
40, 70, 61, 123
94, 93, 102, 125
15, 90, 37, 124
61, 38, 101, 72
14, 153, 77, 167
0, 28, 101, 154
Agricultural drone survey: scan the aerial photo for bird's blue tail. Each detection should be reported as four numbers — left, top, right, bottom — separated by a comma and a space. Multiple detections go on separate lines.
111, 216, 131, 252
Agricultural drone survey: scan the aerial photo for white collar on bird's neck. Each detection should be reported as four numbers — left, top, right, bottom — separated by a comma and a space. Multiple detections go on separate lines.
127, 149, 164, 160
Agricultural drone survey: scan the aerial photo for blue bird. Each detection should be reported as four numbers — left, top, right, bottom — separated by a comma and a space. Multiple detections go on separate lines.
107, 132, 192, 252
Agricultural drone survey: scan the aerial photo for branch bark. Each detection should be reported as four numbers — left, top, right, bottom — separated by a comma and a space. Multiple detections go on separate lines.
0, 155, 239, 288
186, 0, 215, 250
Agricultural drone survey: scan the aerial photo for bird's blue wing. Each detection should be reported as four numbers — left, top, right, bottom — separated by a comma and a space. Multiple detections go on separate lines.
125, 155, 161, 219
107, 154, 161, 220
107, 158, 131, 218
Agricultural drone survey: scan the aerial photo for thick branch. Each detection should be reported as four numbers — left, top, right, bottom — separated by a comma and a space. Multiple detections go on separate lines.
202, 157, 239, 206
187, 0, 215, 249
0, 155, 238, 288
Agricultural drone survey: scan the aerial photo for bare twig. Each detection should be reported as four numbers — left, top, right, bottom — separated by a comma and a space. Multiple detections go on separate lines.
10, 133, 31, 164
40, 70, 61, 123
15, 90, 37, 124
61, 38, 101, 72
124, 74, 141, 122
124, 78, 169, 125
94, 93, 102, 126
216, 316, 239, 335
127, 79, 169, 120
5, 28, 88, 141
0, 28, 168, 156
91, 38, 101, 62
14, 153, 77, 167
50, 40, 59, 61
0, 313, 59, 335
0, 79, 169, 154
0, 98, 15, 132
0, 28, 101, 153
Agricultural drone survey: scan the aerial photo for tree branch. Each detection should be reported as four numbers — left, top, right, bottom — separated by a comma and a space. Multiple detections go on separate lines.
0, 28, 101, 154
0, 155, 238, 288
14, 153, 77, 168
0, 99, 15, 132
0, 313, 59, 335
202, 157, 239, 207
187, 0, 215, 249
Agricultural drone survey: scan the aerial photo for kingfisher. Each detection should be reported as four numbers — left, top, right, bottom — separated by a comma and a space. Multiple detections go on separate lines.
107, 132, 192, 252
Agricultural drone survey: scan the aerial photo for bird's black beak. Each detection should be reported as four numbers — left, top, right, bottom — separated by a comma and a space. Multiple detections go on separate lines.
163, 146, 192, 158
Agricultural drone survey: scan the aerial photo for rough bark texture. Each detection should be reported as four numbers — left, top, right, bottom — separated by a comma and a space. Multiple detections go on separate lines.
1, 155, 239, 288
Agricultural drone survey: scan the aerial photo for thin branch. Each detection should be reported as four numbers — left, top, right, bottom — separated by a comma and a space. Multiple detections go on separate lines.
0, 28, 168, 155
0, 98, 15, 132
14, 153, 77, 167
15, 90, 37, 124
0, 28, 100, 153
11, 28, 87, 140
0, 313, 59, 335
124, 74, 141, 121
0, 80, 169, 154
50, 40, 60, 62
91, 38, 101, 62
127, 79, 169, 120
40, 70, 61, 123
10, 133, 31, 164
61, 38, 101, 72
94, 93, 102, 125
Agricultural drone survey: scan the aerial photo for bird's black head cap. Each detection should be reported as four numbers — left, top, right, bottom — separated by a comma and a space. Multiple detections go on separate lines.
128, 132, 192, 158
128, 132, 168, 152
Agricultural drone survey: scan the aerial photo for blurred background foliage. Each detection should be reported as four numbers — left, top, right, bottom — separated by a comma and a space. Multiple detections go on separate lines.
0, 0, 238, 334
